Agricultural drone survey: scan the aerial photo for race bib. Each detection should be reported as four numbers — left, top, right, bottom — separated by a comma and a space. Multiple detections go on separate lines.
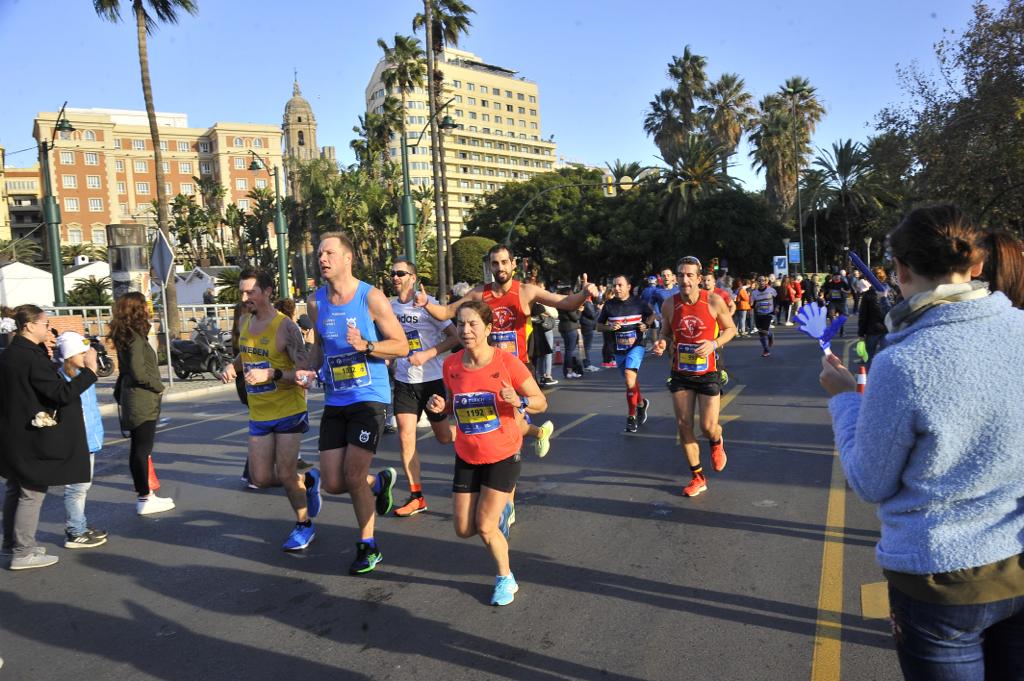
676, 343, 708, 373
327, 352, 371, 391
489, 330, 519, 357
755, 299, 774, 314
453, 391, 501, 435
615, 329, 637, 352
405, 329, 423, 356
243, 361, 277, 394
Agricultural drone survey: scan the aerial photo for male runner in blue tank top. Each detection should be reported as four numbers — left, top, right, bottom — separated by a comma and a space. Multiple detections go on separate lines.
305, 232, 410, 575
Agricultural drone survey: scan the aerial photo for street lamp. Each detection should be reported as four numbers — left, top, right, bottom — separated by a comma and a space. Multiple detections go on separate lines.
785, 87, 805, 276
398, 99, 457, 265
782, 237, 791, 276
248, 150, 289, 298
864, 236, 873, 268
39, 102, 75, 306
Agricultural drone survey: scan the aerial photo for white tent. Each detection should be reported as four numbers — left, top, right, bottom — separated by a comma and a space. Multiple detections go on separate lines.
0, 261, 55, 307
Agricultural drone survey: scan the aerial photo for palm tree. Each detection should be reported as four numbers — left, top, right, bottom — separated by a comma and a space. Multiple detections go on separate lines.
702, 73, 757, 175
94, 0, 198, 331
665, 46, 708, 133
67, 276, 113, 306
813, 139, 882, 250
604, 159, 645, 183
799, 169, 834, 273
61, 242, 105, 266
0, 238, 43, 264
377, 34, 426, 128
749, 94, 797, 220
659, 134, 737, 226
644, 89, 687, 163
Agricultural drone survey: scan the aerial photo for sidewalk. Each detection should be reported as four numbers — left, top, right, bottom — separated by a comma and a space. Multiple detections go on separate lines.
95, 372, 235, 417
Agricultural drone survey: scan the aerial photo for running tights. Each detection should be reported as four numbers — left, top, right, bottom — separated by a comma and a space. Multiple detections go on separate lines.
129, 420, 158, 496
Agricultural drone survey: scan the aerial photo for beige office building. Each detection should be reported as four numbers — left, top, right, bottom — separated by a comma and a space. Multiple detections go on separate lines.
365, 47, 558, 236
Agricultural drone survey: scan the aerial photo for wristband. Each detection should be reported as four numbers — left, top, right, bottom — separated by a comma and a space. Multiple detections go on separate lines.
518, 396, 530, 413
273, 368, 283, 381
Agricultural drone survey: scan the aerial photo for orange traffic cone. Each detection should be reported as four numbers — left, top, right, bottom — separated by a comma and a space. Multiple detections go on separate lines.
856, 366, 867, 394
148, 456, 161, 491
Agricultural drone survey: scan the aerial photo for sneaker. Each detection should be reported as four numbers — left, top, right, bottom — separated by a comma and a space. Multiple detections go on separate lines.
785, 321, 794, 326
601, 361, 616, 368
584, 365, 601, 373
296, 457, 314, 471
636, 398, 650, 426
241, 474, 260, 490
86, 527, 108, 540
394, 495, 428, 517
64, 530, 107, 549
683, 474, 708, 497
282, 522, 316, 551
534, 420, 554, 458
305, 468, 323, 518
543, 376, 558, 386
762, 351, 771, 358
375, 468, 397, 516
383, 422, 397, 434
711, 437, 728, 472
349, 541, 383, 575
720, 369, 730, 386
10, 552, 59, 571
136, 494, 175, 516
624, 415, 638, 433
498, 501, 514, 540
491, 573, 519, 606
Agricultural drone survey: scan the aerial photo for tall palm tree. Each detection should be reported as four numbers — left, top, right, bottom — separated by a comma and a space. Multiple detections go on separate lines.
813, 139, 882, 250
61, 242, 106, 266
604, 159, 645, 183
799, 168, 834, 273
659, 134, 737, 226
749, 94, 796, 219
702, 73, 757, 175
644, 89, 687, 163
94, 0, 198, 332
780, 77, 825, 232
377, 34, 427, 141
0, 238, 43, 264
665, 46, 708, 133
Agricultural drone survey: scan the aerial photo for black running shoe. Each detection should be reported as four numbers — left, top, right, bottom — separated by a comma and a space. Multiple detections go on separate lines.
624, 416, 638, 433
349, 541, 383, 575
375, 468, 396, 516
636, 398, 650, 426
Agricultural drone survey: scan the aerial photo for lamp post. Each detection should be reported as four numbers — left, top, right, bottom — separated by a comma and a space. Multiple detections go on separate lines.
782, 237, 791, 277
398, 99, 457, 265
864, 236, 873, 268
785, 87, 805, 277
40, 102, 75, 306
248, 151, 289, 298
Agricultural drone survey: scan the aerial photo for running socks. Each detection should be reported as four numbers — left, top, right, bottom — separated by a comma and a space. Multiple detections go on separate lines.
362, 537, 377, 548
626, 385, 641, 416
298, 520, 312, 528
410, 483, 423, 499
371, 476, 381, 495
690, 463, 703, 476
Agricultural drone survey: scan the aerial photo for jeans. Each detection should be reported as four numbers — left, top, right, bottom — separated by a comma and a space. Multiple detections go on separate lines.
2, 478, 48, 557
561, 330, 579, 376
64, 453, 96, 535
581, 329, 595, 367
540, 329, 554, 377
888, 582, 1024, 681
735, 310, 749, 334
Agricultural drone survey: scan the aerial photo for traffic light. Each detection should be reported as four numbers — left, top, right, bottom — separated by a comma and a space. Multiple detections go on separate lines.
711, 257, 720, 272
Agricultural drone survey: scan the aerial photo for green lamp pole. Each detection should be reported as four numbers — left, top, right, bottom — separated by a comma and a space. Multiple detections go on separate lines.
249, 151, 289, 298
40, 102, 76, 306
398, 98, 458, 264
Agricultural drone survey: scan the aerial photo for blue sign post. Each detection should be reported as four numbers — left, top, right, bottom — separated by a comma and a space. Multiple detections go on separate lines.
788, 241, 801, 264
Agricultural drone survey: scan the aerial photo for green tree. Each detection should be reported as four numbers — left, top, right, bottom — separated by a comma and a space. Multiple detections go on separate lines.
196, 175, 227, 264
659, 134, 738, 225
67, 276, 113, 306
702, 73, 757, 175
604, 159, 645, 183
377, 34, 426, 134
61, 243, 106, 266
93, 0, 197, 329
0, 238, 43, 264
450, 235, 496, 284
813, 139, 884, 251
749, 94, 797, 220
216, 269, 240, 304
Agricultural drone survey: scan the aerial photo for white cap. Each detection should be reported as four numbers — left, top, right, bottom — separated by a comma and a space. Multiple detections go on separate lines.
57, 331, 90, 361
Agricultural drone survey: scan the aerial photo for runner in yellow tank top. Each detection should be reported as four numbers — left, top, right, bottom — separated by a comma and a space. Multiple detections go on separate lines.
221, 268, 320, 552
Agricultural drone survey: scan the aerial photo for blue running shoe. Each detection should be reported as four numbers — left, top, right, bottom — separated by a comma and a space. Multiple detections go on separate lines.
282, 522, 315, 551
491, 573, 519, 606
305, 468, 322, 518
498, 501, 513, 540
349, 541, 383, 575
374, 467, 396, 516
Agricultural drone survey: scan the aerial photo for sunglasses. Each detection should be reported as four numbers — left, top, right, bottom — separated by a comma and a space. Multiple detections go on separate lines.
391, 271, 411, 278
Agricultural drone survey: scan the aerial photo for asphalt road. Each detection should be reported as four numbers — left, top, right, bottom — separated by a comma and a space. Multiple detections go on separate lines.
1, 325, 899, 681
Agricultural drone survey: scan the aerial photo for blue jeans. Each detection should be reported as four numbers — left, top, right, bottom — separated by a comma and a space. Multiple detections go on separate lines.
540, 329, 554, 377
581, 329, 595, 367
735, 310, 749, 333
64, 453, 95, 535
561, 329, 579, 376
888, 582, 1024, 680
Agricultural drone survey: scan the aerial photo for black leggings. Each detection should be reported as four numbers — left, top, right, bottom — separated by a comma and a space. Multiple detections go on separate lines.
129, 420, 158, 496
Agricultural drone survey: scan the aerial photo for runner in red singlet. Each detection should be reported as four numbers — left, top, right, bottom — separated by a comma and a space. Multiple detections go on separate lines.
653, 256, 737, 497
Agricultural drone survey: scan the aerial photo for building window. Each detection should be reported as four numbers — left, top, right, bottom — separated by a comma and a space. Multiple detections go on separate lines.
88, 198, 103, 212
178, 140, 190, 152
253, 138, 263, 148
133, 139, 145, 150
60, 151, 75, 164
68, 228, 83, 244
297, 131, 305, 146
518, 93, 525, 100
235, 178, 248, 190
529, 95, 536, 103
233, 157, 245, 169
518, 107, 525, 114
452, 80, 461, 88
136, 182, 150, 195
64, 198, 80, 212
468, 97, 476, 106
159, 141, 169, 151
115, 160, 124, 172
530, 122, 538, 129
454, 95, 463, 103
468, 112, 477, 120
86, 175, 101, 189
467, 83, 475, 91
113, 138, 122, 149
62, 175, 78, 189
83, 130, 96, 141
200, 162, 212, 174
117, 181, 127, 194
164, 182, 171, 194
255, 179, 267, 189
180, 183, 195, 195
134, 160, 147, 173
506, 104, 513, 112
179, 162, 192, 174
237, 199, 249, 211
530, 109, 537, 116
199, 141, 210, 153
92, 228, 107, 245
519, 120, 526, 127
480, 85, 488, 94
233, 137, 243, 147
161, 162, 170, 173
119, 203, 129, 215
505, 90, 512, 98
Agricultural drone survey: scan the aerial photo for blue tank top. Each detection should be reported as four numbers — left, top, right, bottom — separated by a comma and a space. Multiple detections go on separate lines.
316, 281, 391, 407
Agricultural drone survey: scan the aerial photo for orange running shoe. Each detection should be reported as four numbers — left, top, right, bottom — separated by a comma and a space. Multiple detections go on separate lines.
683, 473, 707, 497
394, 496, 428, 517
711, 438, 727, 472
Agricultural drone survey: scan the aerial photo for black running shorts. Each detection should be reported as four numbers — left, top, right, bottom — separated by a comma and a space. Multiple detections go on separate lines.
318, 402, 387, 454
393, 378, 448, 422
452, 452, 522, 494
668, 371, 723, 397
754, 313, 774, 332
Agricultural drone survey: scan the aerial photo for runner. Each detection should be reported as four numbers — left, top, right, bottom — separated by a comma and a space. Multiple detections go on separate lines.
700, 269, 736, 383
305, 233, 409, 574
596, 275, 656, 433
415, 243, 599, 457
388, 257, 458, 517
221, 268, 319, 551
822, 273, 851, 336
750, 275, 777, 357
425, 301, 548, 606
653, 256, 737, 497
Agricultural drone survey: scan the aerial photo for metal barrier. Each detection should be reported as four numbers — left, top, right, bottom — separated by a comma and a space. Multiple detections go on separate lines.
48, 302, 308, 338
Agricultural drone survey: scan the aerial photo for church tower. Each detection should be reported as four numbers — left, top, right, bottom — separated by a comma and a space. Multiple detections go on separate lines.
282, 76, 318, 199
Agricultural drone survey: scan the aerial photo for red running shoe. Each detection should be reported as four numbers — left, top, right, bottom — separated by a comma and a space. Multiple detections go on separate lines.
683, 473, 707, 497
394, 496, 427, 517
711, 438, 727, 472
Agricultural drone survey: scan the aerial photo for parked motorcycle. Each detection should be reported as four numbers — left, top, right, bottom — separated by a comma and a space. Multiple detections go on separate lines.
88, 335, 115, 378
171, 317, 232, 380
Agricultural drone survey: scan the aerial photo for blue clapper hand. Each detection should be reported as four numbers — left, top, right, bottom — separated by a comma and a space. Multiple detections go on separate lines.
793, 303, 847, 355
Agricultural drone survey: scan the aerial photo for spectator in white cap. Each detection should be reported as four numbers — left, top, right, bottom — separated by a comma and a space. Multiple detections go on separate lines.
57, 332, 108, 549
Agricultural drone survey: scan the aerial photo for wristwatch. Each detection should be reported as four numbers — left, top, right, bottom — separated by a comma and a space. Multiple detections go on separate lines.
365, 341, 375, 355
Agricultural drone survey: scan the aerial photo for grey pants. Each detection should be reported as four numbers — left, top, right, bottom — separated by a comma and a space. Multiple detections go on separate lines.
2, 478, 48, 557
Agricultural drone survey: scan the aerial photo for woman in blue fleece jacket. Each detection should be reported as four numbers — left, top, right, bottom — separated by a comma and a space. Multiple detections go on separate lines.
820, 205, 1024, 681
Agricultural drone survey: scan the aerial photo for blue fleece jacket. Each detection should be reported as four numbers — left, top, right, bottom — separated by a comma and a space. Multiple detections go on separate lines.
828, 291, 1024, 575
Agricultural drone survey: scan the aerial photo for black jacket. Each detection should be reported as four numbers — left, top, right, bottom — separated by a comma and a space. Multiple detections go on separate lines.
0, 335, 96, 487
858, 288, 890, 337
557, 308, 581, 333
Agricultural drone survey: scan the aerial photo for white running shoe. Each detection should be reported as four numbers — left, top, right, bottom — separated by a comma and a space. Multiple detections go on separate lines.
137, 494, 175, 516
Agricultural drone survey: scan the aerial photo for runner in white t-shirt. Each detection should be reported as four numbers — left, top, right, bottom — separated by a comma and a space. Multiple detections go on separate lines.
388, 258, 458, 516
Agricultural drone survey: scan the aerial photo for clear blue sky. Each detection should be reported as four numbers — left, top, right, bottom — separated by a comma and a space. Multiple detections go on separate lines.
0, 0, 976, 189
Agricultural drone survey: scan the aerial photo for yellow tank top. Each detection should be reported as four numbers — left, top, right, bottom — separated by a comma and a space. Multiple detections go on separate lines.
238, 312, 307, 422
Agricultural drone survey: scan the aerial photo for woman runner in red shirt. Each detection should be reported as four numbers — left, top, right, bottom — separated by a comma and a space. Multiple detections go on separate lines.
426, 301, 547, 606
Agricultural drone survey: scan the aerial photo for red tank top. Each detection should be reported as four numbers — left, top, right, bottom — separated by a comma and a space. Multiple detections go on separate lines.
671, 289, 718, 375
481, 280, 529, 363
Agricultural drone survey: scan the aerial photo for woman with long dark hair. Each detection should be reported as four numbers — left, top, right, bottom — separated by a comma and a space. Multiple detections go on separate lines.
108, 292, 174, 515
